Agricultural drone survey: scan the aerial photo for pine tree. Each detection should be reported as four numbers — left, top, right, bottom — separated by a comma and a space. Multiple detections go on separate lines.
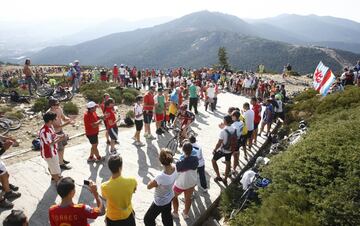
218, 47, 229, 71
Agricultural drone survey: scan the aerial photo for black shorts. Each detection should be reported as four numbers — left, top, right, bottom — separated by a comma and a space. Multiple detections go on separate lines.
86, 134, 98, 144
143, 111, 153, 124
240, 134, 247, 146
247, 130, 253, 140
108, 127, 118, 141
135, 120, 143, 131
212, 151, 232, 162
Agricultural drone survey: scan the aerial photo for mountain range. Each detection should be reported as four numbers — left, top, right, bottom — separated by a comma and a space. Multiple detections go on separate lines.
24, 11, 360, 73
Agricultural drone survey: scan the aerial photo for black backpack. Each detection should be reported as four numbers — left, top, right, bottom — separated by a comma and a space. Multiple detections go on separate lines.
223, 129, 238, 152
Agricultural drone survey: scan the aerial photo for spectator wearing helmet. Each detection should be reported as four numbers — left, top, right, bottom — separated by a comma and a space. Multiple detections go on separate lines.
3, 210, 28, 226
46, 97, 75, 170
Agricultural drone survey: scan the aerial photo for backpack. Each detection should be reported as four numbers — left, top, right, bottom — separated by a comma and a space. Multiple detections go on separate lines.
32, 138, 41, 151
223, 129, 238, 152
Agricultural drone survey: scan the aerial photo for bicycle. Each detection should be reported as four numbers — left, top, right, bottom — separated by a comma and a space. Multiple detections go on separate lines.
166, 122, 195, 155
0, 114, 22, 135
229, 173, 270, 220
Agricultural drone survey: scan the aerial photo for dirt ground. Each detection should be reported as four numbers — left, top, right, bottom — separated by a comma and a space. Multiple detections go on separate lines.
1, 93, 134, 165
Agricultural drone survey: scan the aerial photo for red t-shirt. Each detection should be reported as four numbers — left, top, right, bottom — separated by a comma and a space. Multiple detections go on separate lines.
49, 203, 100, 226
104, 107, 116, 129
143, 92, 154, 111
84, 111, 99, 136
252, 103, 262, 124
113, 67, 119, 77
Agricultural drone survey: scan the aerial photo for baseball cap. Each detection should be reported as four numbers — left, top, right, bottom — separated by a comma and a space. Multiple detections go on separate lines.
86, 101, 97, 109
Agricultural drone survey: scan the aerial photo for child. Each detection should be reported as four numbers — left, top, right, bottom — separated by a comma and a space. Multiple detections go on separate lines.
133, 95, 145, 146
104, 98, 118, 155
39, 111, 65, 182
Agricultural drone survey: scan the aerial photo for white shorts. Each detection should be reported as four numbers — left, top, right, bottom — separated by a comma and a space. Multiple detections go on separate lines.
44, 155, 61, 175
0, 160, 7, 176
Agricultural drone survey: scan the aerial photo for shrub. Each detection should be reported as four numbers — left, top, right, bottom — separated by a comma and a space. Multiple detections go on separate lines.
32, 97, 49, 113
5, 110, 24, 119
123, 92, 136, 105
122, 88, 140, 97
126, 110, 135, 119
63, 102, 79, 115
82, 89, 103, 103
293, 88, 318, 102
226, 87, 360, 226
107, 88, 123, 104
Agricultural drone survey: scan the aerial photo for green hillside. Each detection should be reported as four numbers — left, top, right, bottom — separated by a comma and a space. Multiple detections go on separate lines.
221, 87, 360, 226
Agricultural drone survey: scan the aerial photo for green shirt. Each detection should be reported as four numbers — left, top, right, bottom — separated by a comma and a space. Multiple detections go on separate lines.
155, 95, 165, 114
189, 85, 198, 98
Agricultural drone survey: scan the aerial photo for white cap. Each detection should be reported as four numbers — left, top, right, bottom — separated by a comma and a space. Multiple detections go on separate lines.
74, 60, 79, 63
114, 64, 117, 67
86, 101, 97, 109
69, 63, 73, 67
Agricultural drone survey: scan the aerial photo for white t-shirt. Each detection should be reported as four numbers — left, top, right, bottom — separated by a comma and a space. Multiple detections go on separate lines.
275, 100, 283, 113
243, 110, 255, 131
231, 121, 243, 139
219, 125, 235, 154
134, 103, 143, 120
154, 170, 178, 206
192, 142, 205, 167
119, 67, 126, 75
207, 87, 215, 98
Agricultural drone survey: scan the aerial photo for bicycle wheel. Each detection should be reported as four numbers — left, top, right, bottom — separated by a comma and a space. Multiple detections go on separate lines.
0, 121, 10, 135
166, 138, 178, 155
36, 84, 54, 97
187, 128, 195, 137
1, 117, 21, 130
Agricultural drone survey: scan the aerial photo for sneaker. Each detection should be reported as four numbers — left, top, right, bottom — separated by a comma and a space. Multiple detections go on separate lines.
4, 191, 21, 200
0, 198, 13, 209
148, 134, 156, 140
171, 212, 179, 219
87, 156, 95, 163
63, 159, 70, 164
60, 164, 72, 170
202, 188, 208, 193
181, 211, 190, 220
9, 184, 19, 192
110, 149, 118, 155
214, 177, 223, 183
135, 141, 145, 146
95, 156, 105, 162
156, 129, 162, 135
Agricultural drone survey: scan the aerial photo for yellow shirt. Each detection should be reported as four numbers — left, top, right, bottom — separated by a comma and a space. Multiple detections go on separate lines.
169, 102, 177, 115
101, 176, 137, 221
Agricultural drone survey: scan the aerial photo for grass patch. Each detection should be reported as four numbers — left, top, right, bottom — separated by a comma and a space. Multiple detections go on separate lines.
63, 102, 79, 115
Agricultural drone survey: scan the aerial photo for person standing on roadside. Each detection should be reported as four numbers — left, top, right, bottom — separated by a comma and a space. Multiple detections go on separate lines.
73, 60, 81, 93
133, 95, 145, 146
104, 98, 119, 155
39, 112, 64, 183
251, 97, 262, 145
23, 58, 37, 96
83, 101, 104, 162
242, 102, 254, 159
49, 177, 103, 226
143, 86, 155, 139
154, 88, 166, 135
144, 149, 177, 226
47, 97, 74, 170
188, 80, 199, 114
113, 64, 119, 83
101, 155, 137, 226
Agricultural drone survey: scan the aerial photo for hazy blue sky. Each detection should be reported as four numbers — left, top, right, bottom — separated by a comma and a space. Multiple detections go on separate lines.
2, 0, 360, 22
